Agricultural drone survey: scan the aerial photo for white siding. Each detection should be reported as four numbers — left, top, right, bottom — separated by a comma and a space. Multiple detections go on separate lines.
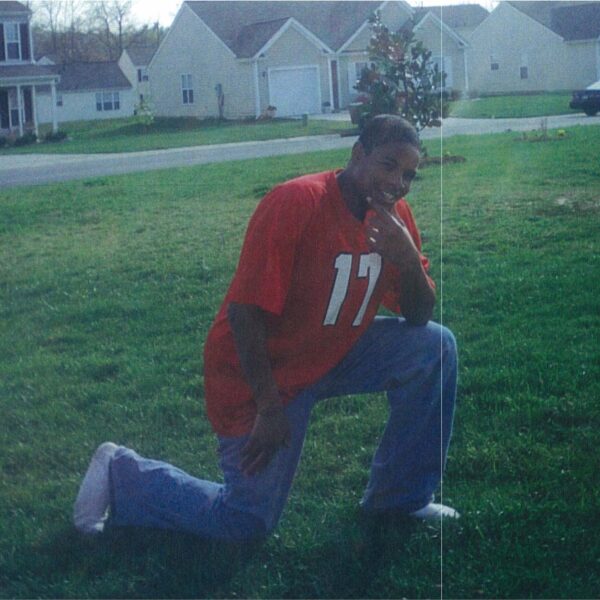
35, 88, 135, 124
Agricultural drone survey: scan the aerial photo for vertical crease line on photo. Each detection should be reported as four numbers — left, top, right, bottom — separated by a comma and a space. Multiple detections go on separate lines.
439, 8, 445, 599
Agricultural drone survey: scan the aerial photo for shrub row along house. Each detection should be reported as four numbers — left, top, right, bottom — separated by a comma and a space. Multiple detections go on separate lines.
2, 0, 600, 134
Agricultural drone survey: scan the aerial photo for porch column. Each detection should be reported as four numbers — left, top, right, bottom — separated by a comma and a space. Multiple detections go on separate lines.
253, 59, 261, 119
327, 57, 334, 112
31, 85, 39, 138
463, 47, 470, 96
16, 84, 24, 137
50, 81, 58, 133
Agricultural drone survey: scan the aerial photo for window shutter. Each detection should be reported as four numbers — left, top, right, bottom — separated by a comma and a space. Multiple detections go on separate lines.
0, 24, 6, 62
20, 23, 30, 60
24, 88, 33, 122
0, 90, 9, 128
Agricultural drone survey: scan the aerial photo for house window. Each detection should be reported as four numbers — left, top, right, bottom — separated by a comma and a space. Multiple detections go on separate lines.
348, 61, 368, 94
520, 53, 528, 80
181, 74, 194, 104
137, 68, 149, 82
56, 94, 63, 107
6, 23, 21, 60
490, 55, 499, 71
95, 91, 120, 111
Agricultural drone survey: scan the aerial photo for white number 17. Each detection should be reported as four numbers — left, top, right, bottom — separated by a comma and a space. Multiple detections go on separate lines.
323, 253, 382, 326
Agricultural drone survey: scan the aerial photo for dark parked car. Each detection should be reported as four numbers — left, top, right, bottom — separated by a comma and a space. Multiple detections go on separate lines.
569, 80, 600, 116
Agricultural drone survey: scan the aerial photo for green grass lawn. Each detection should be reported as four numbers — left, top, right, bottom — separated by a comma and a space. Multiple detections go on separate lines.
1, 125, 599, 598
448, 92, 575, 118
0, 116, 351, 155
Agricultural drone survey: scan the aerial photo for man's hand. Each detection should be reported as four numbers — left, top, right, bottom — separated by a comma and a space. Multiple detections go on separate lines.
365, 197, 435, 325
365, 197, 421, 273
240, 405, 291, 476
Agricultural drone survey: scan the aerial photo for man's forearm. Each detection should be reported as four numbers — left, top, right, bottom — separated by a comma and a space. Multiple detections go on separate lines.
227, 302, 280, 412
397, 261, 436, 326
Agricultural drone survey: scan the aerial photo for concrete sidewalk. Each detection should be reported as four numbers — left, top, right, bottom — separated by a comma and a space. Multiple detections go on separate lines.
1, 113, 598, 188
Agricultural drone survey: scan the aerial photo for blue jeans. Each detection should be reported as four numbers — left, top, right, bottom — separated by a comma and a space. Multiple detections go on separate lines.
108, 317, 457, 541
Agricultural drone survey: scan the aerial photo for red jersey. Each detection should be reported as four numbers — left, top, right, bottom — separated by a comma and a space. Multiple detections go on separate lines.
203, 170, 433, 436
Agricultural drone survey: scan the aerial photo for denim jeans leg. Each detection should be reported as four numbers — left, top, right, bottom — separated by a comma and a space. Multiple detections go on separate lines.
312, 317, 457, 514
108, 389, 316, 540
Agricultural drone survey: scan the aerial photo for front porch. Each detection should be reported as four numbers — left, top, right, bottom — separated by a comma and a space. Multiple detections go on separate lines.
0, 85, 37, 137
0, 65, 60, 139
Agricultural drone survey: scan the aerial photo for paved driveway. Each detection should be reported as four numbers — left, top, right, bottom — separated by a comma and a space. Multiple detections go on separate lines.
1, 113, 597, 189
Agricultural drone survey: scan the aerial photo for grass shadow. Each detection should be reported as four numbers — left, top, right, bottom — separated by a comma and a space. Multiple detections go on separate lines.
33, 525, 261, 599
269, 511, 420, 598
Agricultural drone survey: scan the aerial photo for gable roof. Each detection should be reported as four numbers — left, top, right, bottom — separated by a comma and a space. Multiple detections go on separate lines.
234, 17, 291, 57
51, 62, 132, 92
184, 1, 406, 56
550, 2, 600, 41
412, 10, 470, 47
124, 45, 157, 66
414, 4, 488, 30
0, 1, 30, 14
508, 1, 600, 41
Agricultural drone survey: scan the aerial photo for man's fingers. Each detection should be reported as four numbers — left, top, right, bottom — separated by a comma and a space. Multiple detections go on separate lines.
367, 197, 408, 230
366, 196, 397, 224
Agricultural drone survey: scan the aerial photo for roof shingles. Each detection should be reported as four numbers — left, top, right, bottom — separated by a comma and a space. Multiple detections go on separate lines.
0, 64, 58, 79
509, 1, 600, 41
53, 62, 132, 92
184, 1, 489, 57
125, 46, 157, 66
185, 1, 399, 55
551, 2, 600, 41
414, 4, 488, 30
0, 1, 30, 14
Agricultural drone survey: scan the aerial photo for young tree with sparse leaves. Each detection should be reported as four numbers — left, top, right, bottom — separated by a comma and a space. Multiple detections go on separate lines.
355, 12, 446, 132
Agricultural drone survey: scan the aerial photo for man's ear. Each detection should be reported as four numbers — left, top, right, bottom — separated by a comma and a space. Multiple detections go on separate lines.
351, 142, 366, 162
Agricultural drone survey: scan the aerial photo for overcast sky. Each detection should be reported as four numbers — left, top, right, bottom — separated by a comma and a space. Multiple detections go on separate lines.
130, 0, 499, 28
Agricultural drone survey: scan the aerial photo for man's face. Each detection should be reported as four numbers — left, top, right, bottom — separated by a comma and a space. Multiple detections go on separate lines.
352, 141, 420, 212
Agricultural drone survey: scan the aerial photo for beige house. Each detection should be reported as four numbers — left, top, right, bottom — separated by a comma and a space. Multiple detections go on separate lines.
118, 45, 157, 107
148, 1, 487, 119
468, 1, 600, 95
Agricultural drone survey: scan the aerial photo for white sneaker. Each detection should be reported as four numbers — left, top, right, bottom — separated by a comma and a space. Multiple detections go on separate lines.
410, 502, 460, 520
73, 442, 119, 534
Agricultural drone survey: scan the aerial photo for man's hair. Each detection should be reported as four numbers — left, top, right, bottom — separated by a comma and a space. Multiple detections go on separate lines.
358, 114, 420, 154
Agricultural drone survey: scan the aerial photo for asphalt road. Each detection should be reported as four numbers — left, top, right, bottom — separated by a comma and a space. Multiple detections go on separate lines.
1, 113, 597, 189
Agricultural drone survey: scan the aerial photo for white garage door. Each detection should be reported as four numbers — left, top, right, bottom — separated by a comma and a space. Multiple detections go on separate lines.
269, 66, 321, 117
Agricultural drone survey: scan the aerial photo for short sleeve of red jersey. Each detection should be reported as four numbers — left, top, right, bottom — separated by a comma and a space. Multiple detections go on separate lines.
381, 199, 435, 314
226, 184, 311, 316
